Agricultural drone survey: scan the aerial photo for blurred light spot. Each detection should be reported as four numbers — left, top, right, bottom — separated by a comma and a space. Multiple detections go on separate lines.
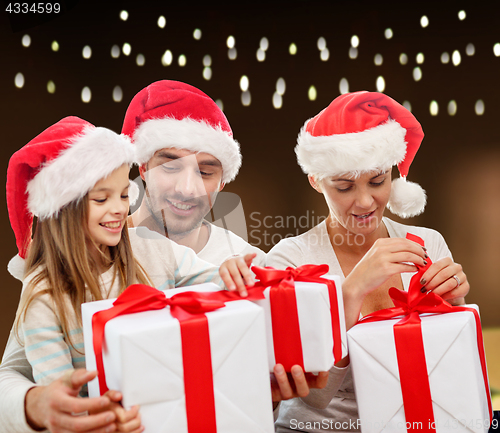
81, 86, 91, 103
447, 100, 457, 116
227, 36, 235, 49
22, 34, 31, 47
113, 86, 123, 102
241, 91, 251, 106
289, 43, 297, 55
260, 37, 269, 51
429, 100, 438, 116
178, 54, 186, 66
240, 75, 249, 92
384, 28, 393, 39
458, 10, 466, 20
51, 41, 59, 52
351, 35, 359, 48
136, 54, 145, 66
452, 50, 461, 66
256, 48, 266, 61
403, 100, 412, 111
276, 78, 286, 95
475, 99, 485, 115
349, 47, 358, 59
158, 16, 166, 28
82, 45, 92, 59
215, 99, 223, 111
320, 48, 329, 61
441, 52, 450, 63
399, 53, 408, 65
416, 52, 424, 64
494, 43, 500, 57
111, 45, 120, 58
203, 66, 212, 80
162, 50, 172, 66
122, 43, 131, 56
47, 80, 56, 94
228, 48, 237, 60
273, 92, 282, 109
308, 85, 317, 101
317, 37, 326, 51
376, 76, 385, 92
466, 43, 475, 56
374, 54, 383, 65
420, 15, 429, 28
193, 29, 202, 40
120, 10, 128, 21
203, 55, 212, 67
15, 73, 24, 88
413, 67, 422, 81
339, 78, 349, 94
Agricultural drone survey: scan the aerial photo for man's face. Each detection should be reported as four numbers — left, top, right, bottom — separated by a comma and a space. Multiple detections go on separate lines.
140, 148, 224, 236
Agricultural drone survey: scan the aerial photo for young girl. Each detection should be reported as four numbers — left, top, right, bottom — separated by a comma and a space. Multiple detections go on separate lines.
6, 116, 250, 432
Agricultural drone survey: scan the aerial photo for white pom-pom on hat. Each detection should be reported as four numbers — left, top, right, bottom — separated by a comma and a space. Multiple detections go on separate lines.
387, 177, 427, 218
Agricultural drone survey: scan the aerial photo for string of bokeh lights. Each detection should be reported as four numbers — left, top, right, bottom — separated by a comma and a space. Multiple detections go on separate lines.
13, 8, 490, 116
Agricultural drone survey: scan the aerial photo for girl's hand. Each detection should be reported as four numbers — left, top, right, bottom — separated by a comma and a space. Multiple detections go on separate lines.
420, 257, 468, 305
94, 391, 144, 433
219, 253, 256, 297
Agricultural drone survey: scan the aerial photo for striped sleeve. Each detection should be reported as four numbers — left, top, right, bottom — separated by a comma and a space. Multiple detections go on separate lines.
21, 293, 75, 386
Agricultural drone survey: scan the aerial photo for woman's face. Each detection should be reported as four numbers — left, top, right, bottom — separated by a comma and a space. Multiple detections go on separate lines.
313, 170, 392, 236
87, 164, 130, 250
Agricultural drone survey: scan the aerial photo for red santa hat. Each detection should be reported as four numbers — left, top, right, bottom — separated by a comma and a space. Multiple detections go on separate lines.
7, 116, 139, 280
121, 80, 241, 183
295, 91, 426, 218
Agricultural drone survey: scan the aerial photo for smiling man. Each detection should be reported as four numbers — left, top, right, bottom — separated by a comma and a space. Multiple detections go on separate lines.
121, 80, 266, 266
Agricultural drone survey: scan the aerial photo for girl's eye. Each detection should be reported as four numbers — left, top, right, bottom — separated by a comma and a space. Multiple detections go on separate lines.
93, 198, 107, 203
121, 195, 129, 199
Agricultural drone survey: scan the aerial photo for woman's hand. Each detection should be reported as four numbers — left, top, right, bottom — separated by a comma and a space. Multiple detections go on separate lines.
219, 253, 256, 297
342, 237, 427, 329
270, 364, 328, 404
420, 257, 468, 305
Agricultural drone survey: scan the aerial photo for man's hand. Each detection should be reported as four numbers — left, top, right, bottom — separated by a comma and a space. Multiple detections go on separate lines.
25, 369, 118, 433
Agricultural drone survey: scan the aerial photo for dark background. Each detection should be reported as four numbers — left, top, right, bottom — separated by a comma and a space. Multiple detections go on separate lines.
1, 0, 499, 386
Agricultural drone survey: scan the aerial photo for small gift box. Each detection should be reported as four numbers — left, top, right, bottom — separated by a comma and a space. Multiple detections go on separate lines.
347, 234, 492, 433
250, 265, 348, 372
82, 283, 275, 433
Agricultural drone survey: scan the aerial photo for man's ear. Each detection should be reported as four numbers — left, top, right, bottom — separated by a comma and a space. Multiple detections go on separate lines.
138, 164, 147, 181
308, 175, 322, 193
218, 182, 225, 192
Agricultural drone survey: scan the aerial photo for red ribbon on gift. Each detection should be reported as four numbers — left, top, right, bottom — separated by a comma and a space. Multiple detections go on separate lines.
358, 233, 492, 431
250, 264, 343, 371
92, 284, 230, 433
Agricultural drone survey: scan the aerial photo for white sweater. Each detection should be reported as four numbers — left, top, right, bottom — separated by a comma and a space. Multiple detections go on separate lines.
266, 218, 452, 433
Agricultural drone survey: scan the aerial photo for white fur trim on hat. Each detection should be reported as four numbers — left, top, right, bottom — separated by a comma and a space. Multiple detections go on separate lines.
128, 180, 140, 205
27, 127, 136, 219
387, 177, 427, 218
295, 119, 407, 179
133, 117, 241, 183
8, 254, 25, 281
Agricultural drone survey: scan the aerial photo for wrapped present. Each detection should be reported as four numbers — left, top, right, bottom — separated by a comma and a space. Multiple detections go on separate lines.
250, 265, 347, 372
82, 283, 275, 433
347, 234, 492, 433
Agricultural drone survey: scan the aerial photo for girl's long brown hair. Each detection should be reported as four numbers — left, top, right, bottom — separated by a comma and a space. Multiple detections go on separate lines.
15, 195, 152, 349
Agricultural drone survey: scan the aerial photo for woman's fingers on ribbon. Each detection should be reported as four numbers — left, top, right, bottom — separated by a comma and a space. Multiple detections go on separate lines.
420, 258, 459, 290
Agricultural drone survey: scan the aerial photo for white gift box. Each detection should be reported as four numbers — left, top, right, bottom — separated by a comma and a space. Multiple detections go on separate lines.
347, 305, 491, 433
82, 283, 275, 433
253, 274, 347, 372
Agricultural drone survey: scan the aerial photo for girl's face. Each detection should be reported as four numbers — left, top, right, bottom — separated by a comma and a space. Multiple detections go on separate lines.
87, 164, 130, 250
311, 170, 392, 237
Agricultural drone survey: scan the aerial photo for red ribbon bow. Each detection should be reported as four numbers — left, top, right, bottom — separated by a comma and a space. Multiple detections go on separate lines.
92, 284, 231, 433
251, 264, 343, 370
358, 234, 492, 431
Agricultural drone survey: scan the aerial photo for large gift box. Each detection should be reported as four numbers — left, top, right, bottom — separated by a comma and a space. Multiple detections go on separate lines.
347, 234, 492, 433
250, 265, 348, 372
82, 283, 275, 433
